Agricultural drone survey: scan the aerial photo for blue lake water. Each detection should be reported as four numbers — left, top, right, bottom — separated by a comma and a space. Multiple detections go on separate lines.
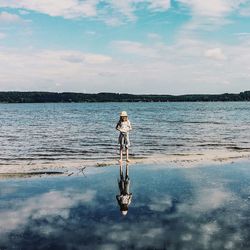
0, 161, 250, 249
0, 102, 250, 167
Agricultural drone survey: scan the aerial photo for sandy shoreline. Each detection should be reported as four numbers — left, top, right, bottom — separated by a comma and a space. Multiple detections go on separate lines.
0, 149, 250, 178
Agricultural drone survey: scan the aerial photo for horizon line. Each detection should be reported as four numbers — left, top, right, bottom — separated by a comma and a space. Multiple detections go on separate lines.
0, 90, 249, 96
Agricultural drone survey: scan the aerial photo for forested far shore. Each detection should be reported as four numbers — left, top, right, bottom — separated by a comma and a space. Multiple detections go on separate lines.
0, 91, 250, 103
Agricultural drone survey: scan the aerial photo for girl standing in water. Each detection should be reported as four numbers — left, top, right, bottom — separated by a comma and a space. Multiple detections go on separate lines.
116, 111, 132, 163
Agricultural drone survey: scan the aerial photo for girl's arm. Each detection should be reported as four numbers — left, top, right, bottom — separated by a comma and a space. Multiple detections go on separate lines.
128, 120, 132, 131
128, 194, 132, 205
116, 122, 121, 131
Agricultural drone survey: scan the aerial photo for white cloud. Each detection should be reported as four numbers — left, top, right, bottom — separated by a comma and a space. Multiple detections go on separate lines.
1, 35, 250, 94
177, 0, 246, 17
0, 0, 99, 19
194, 188, 232, 211
0, 189, 96, 234
0, 32, 6, 39
109, 0, 137, 21
200, 222, 220, 248
239, 7, 250, 16
0, 0, 248, 28
0, 48, 113, 91
104, 17, 124, 26
60, 52, 112, 64
0, 0, 172, 25
101, 0, 172, 22
176, 0, 247, 34
85, 54, 112, 64
107, 0, 171, 21
142, 228, 165, 238
112, 40, 160, 58
178, 171, 236, 214
180, 16, 233, 34
148, 195, 172, 212
234, 32, 250, 37
0, 11, 23, 23
147, 33, 161, 40
85, 30, 96, 36
149, 0, 171, 11
205, 48, 226, 60
18, 9, 30, 15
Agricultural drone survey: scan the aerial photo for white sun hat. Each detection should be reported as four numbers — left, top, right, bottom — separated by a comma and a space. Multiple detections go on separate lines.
121, 210, 128, 216
120, 111, 128, 117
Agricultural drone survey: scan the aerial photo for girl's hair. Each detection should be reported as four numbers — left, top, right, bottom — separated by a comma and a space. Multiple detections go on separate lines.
120, 204, 128, 211
116, 118, 122, 127
117, 116, 127, 125
116, 116, 128, 130
120, 116, 128, 121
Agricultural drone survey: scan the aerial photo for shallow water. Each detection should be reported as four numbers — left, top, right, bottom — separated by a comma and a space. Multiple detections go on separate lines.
0, 161, 250, 249
0, 102, 250, 167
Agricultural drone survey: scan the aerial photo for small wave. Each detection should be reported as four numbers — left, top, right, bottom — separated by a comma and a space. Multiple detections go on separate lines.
197, 143, 237, 147
161, 144, 185, 147
227, 146, 250, 151
165, 120, 227, 125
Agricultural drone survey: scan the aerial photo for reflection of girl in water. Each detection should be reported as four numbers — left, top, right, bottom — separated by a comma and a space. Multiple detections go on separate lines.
116, 163, 132, 216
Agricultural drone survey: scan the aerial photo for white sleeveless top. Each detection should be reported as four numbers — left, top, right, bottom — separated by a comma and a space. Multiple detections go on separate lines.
119, 120, 132, 133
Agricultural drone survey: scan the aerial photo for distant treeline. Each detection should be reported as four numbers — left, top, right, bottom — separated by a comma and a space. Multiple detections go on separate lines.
0, 91, 250, 103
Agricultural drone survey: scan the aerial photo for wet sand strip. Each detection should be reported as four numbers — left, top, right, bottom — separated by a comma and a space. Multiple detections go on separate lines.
0, 171, 64, 179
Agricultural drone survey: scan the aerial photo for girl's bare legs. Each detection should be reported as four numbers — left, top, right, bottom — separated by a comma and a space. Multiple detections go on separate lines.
119, 146, 123, 163
119, 162, 123, 176
125, 163, 129, 177
126, 147, 130, 162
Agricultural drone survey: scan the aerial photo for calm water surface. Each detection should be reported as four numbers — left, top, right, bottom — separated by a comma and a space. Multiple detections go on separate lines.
0, 102, 249, 166
0, 161, 250, 249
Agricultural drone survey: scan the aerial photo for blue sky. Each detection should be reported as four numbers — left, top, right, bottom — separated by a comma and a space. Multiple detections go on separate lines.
0, 0, 250, 94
